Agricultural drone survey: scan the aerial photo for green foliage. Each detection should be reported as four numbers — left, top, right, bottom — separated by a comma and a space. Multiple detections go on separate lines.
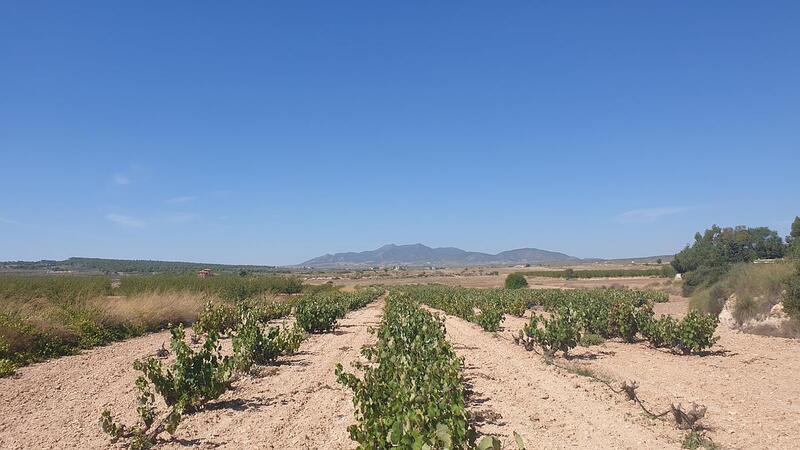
519, 266, 675, 279
193, 300, 238, 335
505, 273, 528, 289
101, 324, 235, 447
0, 275, 129, 368
682, 431, 718, 449
336, 294, 480, 448
294, 289, 383, 333
231, 306, 305, 372
0, 357, 16, 377
476, 306, 504, 332
788, 239, 800, 260
791, 216, 800, 240
522, 308, 581, 356
579, 333, 605, 347
641, 311, 718, 354
3, 257, 285, 275
135, 324, 233, 410
295, 295, 343, 333
641, 315, 679, 348
607, 300, 650, 343
784, 266, 800, 320
117, 274, 303, 299
672, 224, 786, 295
675, 311, 719, 354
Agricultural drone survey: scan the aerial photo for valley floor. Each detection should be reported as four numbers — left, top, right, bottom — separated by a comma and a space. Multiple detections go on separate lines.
1, 292, 797, 449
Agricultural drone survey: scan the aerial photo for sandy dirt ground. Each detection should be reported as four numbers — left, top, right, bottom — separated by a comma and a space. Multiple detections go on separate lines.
2, 289, 797, 450
0, 300, 384, 450
496, 298, 800, 450
434, 310, 681, 449
319, 273, 671, 291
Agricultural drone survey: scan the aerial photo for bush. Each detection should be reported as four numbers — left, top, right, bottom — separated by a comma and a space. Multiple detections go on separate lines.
476, 306, 504, 332
675, 311, 719, 354
607, 300, 651, 343
0, 358, 15, 377
335, 295, 478, 448
672, 224, 787, 295
232, 307, 305, 373
522, 309, 581, 356
294, 295, 342, 333
783, 268, 800, 320
505, 273, 528, 289
193, 301, 238, 335
101, 324, 234, 447
642, 315, 679, 348
579, 333, 605, 347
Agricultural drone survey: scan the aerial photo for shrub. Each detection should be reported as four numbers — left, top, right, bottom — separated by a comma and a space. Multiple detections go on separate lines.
193, 300, 237, 335
673, 224, 787, 295
0, 358, 15, 377
476, 306, 504, 332
607, 300, 650, 343
733, 295, 759, 324
675, 311, 719, 354
642, 315, 679, 348
522, 309, 581, 356
784, 268, 800, 320
505, 273, 528, 289
579, 333, 605, 347
575, 298, 610, 337
232, 307, 305, 373
294, 295, 342, 333
101, 324, 234, 447
336, 294, 479, 448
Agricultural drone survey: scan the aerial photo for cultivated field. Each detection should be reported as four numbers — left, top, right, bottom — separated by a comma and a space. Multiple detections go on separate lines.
0, 270, 798, 449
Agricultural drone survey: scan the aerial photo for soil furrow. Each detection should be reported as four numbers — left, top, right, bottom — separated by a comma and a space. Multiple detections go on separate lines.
438, 311, 681, 449
0, 300, 383, 449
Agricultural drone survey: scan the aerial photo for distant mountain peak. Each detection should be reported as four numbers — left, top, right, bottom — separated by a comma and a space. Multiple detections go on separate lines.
299, 243, 579, 268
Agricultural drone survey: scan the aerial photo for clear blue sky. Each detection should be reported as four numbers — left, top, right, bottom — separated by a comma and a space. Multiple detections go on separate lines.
1, 2, 798, 265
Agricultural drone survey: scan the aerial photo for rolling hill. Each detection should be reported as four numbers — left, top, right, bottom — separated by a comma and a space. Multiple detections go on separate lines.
300, 243, 581, 268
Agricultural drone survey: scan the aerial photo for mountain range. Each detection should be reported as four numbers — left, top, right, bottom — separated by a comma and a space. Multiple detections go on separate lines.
300, 243, 581, 268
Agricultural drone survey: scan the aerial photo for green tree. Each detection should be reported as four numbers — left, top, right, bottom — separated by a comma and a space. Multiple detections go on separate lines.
791, 216, 800, 240
672, 224, 786, 295
505, 273, 528, 289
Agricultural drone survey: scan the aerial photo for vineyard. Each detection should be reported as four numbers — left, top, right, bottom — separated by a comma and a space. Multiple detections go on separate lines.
1, 279, 797, 449
517, 266, 676, 279
0, 275, 304, 377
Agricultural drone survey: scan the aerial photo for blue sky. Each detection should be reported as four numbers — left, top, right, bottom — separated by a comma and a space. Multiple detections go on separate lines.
1, 2, 798, 265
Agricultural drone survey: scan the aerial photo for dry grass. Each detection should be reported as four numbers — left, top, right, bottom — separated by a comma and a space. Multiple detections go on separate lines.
690, 262, 793, 322
92, 291, 207, 330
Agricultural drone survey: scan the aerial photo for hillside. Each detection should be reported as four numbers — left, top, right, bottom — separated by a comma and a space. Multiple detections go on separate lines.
0, 257, 283, 275
300, 243, 580, 268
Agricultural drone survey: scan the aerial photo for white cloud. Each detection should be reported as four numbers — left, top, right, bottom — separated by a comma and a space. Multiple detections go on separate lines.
166, 196, 195, 204
112, 174, 130, 185
106, 213, 146, 228
164, 213, 198, 224
617, 207, 687, 224
0, 216, 22, 226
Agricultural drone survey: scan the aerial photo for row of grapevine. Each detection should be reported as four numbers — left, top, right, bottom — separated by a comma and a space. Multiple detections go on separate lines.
520, 291, 718, 356
517, 266, 676, 279
393, 285, 668, 332
101, 288, 384, 448
336, 293, 523, 449
392, 285, 714, 356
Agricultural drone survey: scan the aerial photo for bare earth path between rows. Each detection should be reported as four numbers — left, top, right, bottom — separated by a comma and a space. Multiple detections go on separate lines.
434, 310, 682, 450
0, 299, 385, 449
497, 310, 800, 450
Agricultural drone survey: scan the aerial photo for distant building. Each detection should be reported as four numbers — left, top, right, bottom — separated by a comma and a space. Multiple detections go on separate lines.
197, 268, 213, 279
